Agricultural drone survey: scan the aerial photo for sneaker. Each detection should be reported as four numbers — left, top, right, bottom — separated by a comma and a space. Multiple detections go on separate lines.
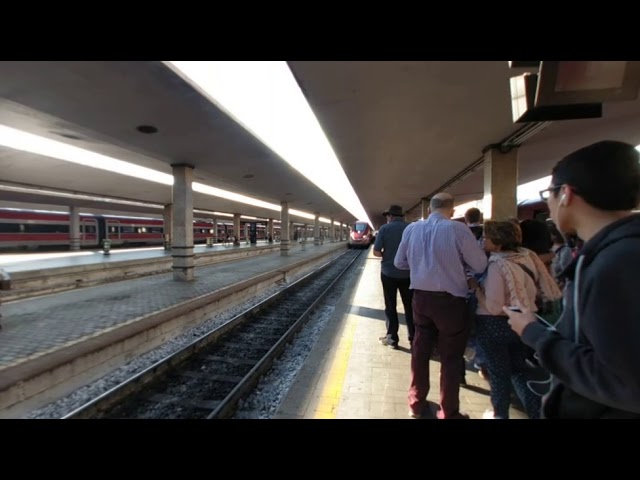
437, 410, 470, 420
482, 409, 504, 419
378, 335, 398, 349
476, 365, 489, 380
464, 346, 476, 362
408, 408, 435, 419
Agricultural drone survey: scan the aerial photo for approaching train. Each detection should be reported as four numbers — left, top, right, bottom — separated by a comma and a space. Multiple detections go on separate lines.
0, 208, 278, 250
348, 220, 376, 249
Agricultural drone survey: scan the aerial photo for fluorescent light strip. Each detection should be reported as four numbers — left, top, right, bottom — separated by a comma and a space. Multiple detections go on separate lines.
191, 182, 280, 211
0, 124, 337, 221
0, 125, 174, 185
163, 61, 372, 226
0, 183, 164, 209
289, 209, 315, 220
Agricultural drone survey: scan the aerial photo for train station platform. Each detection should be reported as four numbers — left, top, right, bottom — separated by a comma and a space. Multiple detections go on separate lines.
0, 240, 279, 301
274, 248, 529, 420
0, 240, 347, 417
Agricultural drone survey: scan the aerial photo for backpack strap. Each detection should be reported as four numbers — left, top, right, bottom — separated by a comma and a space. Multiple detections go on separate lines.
516, 262, 537, 284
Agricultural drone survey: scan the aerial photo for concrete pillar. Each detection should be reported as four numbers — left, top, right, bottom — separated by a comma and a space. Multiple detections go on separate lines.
483, 147, 518, 221
421, 197, 429, 220
314, 213, 320, 246
233, 214, 241, 245
268, 218, 274, 242
212, 218, 217, 242
280, 201, 290, 256
171, 163, 194, 281
330, 218, 335, 242
69, 206, 81, 251
244, 222, 249, 244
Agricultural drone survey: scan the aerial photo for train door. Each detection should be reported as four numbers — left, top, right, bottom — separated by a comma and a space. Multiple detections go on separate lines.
249, 222, 257, 245
81, 217, 99, 247
106, 219, 121, 245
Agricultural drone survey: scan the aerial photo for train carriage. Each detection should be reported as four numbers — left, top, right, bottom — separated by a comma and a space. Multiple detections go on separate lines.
0, 208, 279, 250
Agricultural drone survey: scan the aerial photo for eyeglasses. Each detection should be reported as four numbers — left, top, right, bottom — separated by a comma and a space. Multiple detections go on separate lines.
539, 185, 561, 202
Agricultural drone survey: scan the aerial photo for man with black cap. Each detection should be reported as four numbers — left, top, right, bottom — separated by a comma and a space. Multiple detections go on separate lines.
505, 140, 640, 418
373, 205, 415, 349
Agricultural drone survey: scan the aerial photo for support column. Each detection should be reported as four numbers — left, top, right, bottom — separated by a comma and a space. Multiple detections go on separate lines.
421, 197, 429, 220
314, 213, 320, 246
280, 201, 290, 256
171, 163, 194, 281
483, 147, 518, 221
212, 218, 217, 242
268, 218, 274, 242
301, 224, 308, 250
233, 214, 241, 246
163, 204, 173, 250
69, 206, 80, 251
330, 218, 335, 242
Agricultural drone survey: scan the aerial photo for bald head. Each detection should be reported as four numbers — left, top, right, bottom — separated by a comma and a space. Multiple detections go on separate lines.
430, 193, 455, 214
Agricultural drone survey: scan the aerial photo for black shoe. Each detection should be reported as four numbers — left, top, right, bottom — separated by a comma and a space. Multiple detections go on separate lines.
379, 335, 398, 349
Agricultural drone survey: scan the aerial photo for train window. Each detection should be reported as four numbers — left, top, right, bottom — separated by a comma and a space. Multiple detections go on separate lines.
82, 225, 97, 234
23, 224, 70, 233
148, 227, 163, 234
353, 223, 368, 232
0, 223, 22, 233
139, 227, 147, 233
109, 226, 118, 234
121, 226, 135, 234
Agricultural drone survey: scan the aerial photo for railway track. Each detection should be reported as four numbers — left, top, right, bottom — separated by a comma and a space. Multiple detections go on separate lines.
62, 249, 362, 419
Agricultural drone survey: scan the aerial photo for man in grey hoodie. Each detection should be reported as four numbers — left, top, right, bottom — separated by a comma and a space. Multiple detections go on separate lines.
505, 140, 640, 418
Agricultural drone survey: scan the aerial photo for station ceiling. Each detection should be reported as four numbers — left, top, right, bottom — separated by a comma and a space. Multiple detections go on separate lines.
1, 61, 639, 228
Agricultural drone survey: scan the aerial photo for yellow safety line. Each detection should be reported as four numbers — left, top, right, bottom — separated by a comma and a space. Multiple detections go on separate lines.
312, 319, 358, 419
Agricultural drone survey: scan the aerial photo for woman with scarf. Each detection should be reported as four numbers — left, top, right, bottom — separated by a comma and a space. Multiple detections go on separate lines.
473, 221, 562, 419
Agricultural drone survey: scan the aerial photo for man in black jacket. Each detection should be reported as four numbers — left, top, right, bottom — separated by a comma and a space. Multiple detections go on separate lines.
504, 140, 640, 418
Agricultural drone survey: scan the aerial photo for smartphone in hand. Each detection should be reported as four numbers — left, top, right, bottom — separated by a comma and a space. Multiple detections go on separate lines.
507, 306, 555, 329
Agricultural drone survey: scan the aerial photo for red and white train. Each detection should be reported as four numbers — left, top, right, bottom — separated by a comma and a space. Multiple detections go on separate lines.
0, 208, 278, 250
348, 220, 376, 249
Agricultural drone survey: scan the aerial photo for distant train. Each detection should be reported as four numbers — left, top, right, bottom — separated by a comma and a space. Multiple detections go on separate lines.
348, 220, 375, 249
0, 208, 279, 250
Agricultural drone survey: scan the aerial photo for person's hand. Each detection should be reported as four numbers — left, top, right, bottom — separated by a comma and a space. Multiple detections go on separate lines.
467, 277, 479, 290
502, 306, 536, 336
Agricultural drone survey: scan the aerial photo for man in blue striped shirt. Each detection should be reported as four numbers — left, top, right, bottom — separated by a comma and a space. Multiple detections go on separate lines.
395, 193, 488, 419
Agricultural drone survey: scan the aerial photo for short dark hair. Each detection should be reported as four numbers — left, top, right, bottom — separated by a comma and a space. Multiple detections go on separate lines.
551, 140, 640, 211
464, 207, 481, 224
546, 221, 566, 245
520, 219, 552, 254
484, 221, 520, 252
430, 197, 454, 210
